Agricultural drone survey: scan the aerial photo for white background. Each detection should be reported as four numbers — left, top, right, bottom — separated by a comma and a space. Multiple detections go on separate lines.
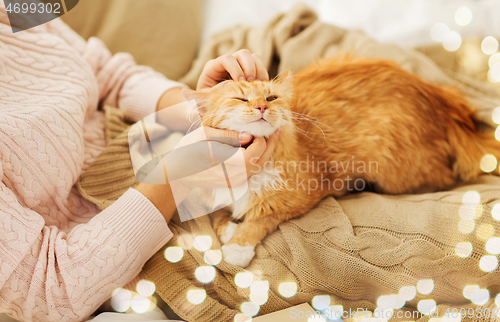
202, 0, 500, 47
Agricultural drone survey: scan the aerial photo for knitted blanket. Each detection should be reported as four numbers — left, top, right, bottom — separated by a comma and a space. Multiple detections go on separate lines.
77, 5, 500, 322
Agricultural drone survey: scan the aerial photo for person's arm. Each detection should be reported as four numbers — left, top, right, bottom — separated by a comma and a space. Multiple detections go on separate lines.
0, 179, 172, 322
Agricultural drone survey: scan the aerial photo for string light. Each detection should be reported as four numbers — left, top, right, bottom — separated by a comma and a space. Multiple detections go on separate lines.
455, 6, 472, 26
187, 289, 206, 305
195, 266, 216, 283
111, 288, 132, 312
470, 289, 490, 305
136, 280, 156, 297
455, 242, 473, 258
463, 285, 479, 299
399, 286, 417, 301
417, 279, 434, 295
479, 255, 498, 272
312, 295, 331, 310
164, 246, 183, 263
443, 31, 462, 51
130, 295, 150, 314
482, 36, 499, 55
241, 302, 259, 317
486, 237, 500, 254
493, 107, 500, 124
193, 236, 213, 252
235, 272, 253, 289
480, 155, 498, 173
418, 299, 437, 315
279, 282, 298, 298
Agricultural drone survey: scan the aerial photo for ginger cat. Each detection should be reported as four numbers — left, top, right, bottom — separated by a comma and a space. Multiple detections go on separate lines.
183, 56, 500, 267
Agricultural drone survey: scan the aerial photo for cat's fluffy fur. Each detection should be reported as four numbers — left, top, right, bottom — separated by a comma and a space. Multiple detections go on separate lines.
183, 56, 500, 267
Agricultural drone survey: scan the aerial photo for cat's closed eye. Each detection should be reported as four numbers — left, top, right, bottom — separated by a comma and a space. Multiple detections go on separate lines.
232, 98, 248, 102
266, 96, 278, 102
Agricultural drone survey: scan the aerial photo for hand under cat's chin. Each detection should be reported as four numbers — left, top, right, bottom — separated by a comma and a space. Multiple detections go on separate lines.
220, 121, 278, 139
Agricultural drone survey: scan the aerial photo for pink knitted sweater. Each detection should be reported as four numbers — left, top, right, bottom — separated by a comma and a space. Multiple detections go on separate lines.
0, 5, 183, 322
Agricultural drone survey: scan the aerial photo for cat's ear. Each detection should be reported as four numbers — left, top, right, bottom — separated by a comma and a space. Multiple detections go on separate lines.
274, 70, 294, 94
276, 70, 291, 82
182, 89, 209, 114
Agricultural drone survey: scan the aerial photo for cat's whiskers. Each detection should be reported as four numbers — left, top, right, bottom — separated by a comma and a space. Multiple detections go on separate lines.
280, 118, 323, 143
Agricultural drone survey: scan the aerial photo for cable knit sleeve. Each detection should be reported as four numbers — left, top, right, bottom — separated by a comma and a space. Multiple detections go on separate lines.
0, 177, 173, 322
82, 37, 188, 122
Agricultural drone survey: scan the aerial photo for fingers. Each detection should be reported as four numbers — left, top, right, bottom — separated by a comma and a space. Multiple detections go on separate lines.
233, 49, 257, 81
197, 50, 269, 91
203, 127, 253, 146
244, 137, 267, 164
255, 128, 280, 167
252, 53, 270, 81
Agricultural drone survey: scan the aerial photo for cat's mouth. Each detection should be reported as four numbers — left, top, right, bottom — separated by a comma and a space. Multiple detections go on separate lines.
252, 116, 268, 123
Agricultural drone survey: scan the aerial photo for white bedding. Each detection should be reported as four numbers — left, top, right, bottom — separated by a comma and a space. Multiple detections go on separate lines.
202, 0, 500, 48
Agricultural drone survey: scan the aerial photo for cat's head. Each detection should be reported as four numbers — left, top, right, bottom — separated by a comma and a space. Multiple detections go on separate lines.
182, 73, 294, 138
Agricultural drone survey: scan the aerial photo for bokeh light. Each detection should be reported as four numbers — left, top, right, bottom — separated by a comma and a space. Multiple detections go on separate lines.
470, 289, 490, 305
204, 250, 222, 265
312, 295, 331, 310
241, 302, 260, 317
377, 294, 405, 310
136, 280, 156, 297
130, 295, 150, 314
476, 223, 494, 240
482, 36, 499, 55
455, 242, 473, 258
462, 191, 480, 205
187, 289, 206, 305
195, 266, 216, 283
455, 6, 472, 26
493, 204, 500, 221
490, 55, 500, 68
496, 293, 500, 306
178, 234, 195, 250
164, 246, 184, 263
458, 219, 475, 234
493, 107, 500, 124
496, 126, 500, 141
443, 31, 462, 51
235, 272, 253, 289
194, 236, 213, 252
463, 285, 479, 299
279, 282, 298, 298
486, 238, 500, 254
418, 299, 437, 315
234, 313, 252, 322
249, 281, 269, 306
431, 23, 449, 42
417, 279, 434, 295
111, 288, 132, 312
479, 255, 498, 272
489, 64, 500, 83
480, 155, 498, 173
329, 305, 344, 319
459, 205, 475, 220
399, 286, 417, 301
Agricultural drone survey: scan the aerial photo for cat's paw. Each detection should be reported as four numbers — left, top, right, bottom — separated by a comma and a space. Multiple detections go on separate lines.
222, 244, 255, 267
220, 222, 238, 244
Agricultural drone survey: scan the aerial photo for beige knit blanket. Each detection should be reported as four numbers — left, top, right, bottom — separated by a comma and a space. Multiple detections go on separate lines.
77, 5, 500, 322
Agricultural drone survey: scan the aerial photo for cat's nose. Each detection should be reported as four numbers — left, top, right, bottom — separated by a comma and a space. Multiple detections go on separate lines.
255, 105, 268, 113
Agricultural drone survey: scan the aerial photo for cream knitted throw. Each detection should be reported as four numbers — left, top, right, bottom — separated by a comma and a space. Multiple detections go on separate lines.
77, 5, 500, 322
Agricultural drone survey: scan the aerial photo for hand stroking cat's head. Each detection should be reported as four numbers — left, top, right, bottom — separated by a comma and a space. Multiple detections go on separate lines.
182, 72, 294, 138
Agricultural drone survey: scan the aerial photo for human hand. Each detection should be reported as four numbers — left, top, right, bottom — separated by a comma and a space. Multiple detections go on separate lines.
166, 126, 280, 190
196, 49, 270, 91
